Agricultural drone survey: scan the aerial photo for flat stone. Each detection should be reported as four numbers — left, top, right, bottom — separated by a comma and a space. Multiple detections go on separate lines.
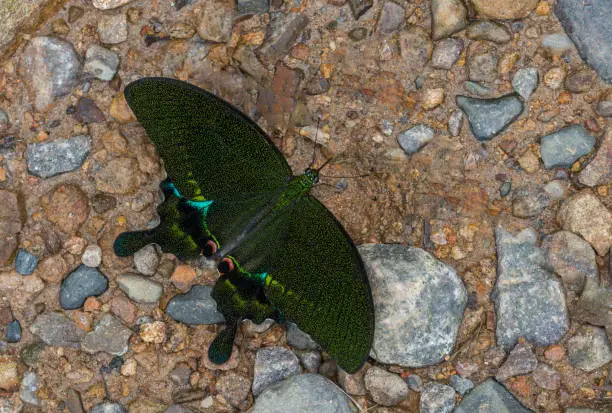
541, 33, 574, 55
397, 124, 434, 155
546, 231, 597, 292
557, 192, 612, 256
363, 366, 409, 406
20, 36, 81, 111
92, 0, 135, 9
431, 38, 464, 70
30, 312, 85, 347
540, 125, 595, 169
195, 0, 235, 43
495, 342, 538, 381
117, 274, 163, 304
399, 27, 433, 73
567, 325, 611, 372
431, 0, 467, 40
456, 94, 523, 141
250, 374, 354, 413
166, 285, 225, 324
75, 97, 105, 124
216, 372, 251, 407
512, 68, 539, 100
377, 2, 404, 34
286, 322, 319, 350
252, 347, 301, 395
420, 382, 456, 413
554, 0, 612, 82
60, 265, 109, 310
27, 135, 91, 178
468, 52, 498, 83
257, 15, 309, 67
348, 0, 373, 20
448, 110, 463, 136
493, 227, 569, 350
15, 249, 38, 275
565, 69, 597, 93
81, 314, 132, 356
97, 13, 128, 44
471, 0, 538, 20
133, 244, 160, 276
337, 366, 366, 395
579, 128, 611, 187
44, 183, 89, 234
466, 21, 512, 43
20, 372, 40, 406
256, 63, 303, 131
84, 45, 119, 81
449, 375, 473, 395
455, 379, 531, 413
359, 244, 467, 367
6, 320, 22, 343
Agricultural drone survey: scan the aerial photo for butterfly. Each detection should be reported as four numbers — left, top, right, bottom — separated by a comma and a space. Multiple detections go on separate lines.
113, 77, 374, 373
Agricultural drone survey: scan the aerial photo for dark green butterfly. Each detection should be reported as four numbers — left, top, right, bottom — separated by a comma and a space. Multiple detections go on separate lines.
114, 77, 374, 373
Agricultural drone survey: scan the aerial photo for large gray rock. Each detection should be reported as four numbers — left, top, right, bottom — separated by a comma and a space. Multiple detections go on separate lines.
30, 313, 85, 347
359, 244, 467, 367
20, 36, 81, 111
252, 347, 301, 396
81, 314, 132, 356
456, 94, 523, 141
250, 374, 356, 413
493, 228, 569, 350
165, 285, 225, 325
26, 135, 91, 179
540, 125, 595, 169
567, 325, 611, 372
554, 0, 612, 82
454, 379, 532, 413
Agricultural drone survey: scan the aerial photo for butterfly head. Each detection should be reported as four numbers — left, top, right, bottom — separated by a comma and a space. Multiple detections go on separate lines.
304, 168, 320, 185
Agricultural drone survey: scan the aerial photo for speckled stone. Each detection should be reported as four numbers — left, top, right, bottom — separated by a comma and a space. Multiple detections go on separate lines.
15, 249, 38, 275
84, 45, 120, 81
567, 325, 611, 372
364, 366, 409, 406
166, 285, 225, 324
81, 314, 132, 356
26, 135, 91, 179
431, 38, 464, 70
420, 382, 456, 413
456, 94, 523, 141
397, 124, 435, 155
455, 379, 531, 413
286, 322, 319, 350
431, 0, 467, 40
512, 68, 539, 100
30, 313, 85, 347
252, 347, 301, 396
540, 125, 595, 169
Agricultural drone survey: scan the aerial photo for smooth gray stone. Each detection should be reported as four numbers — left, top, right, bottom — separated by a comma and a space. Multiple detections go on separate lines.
166, 285, 225, 325
81, 314, 132, 356
397, 124, 434, 154
455, 379, 532, 413
456, 94, 523, 141
15, 249, 38, 275
540, 125, 595, 169
60, 264, 108, 310
512, 68, 539, 100
30, 313, 85, 347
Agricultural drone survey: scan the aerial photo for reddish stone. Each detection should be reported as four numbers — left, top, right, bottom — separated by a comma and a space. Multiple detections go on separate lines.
44, 184, 89, 235
544, 345, 566, 361
0, 190, 22, 266
111, 295, 137, 325
256, 63, 303, 131
170, 265, 197, 292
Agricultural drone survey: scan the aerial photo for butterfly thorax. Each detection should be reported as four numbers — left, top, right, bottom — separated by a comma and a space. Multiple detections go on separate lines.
272, 169, 318, 211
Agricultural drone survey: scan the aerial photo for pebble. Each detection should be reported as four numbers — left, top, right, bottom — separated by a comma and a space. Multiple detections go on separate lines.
97, 13, 128, 44
252, 347, 301, 395
68, 6, 85, 23
20, 372, 41, 406
463, 80, 492, 97
337, 366, 366, 395
420, 382, 456, 413
82, 245, 102, 267
579, 129, 611, 187
543, 67, 566, 89
455, 379, 531, 412
84, 45, 120, 81
91, 193, 117, 214
257, 15, 309, 67
421, 88, 445, 110
26, 135, 92, 179
532, 364, 561, 390
139, 321, 166, 343
30, 312, 85, 347
348, 27, 368, 42
286, 322, 319, 350
565, 69, 597, 93
468, 52, 498, 83
196, 0, 235, 43
397, 124, 435, 155
431, 38, 464, 70
20, 342, 45, 368
92, 0, 134, 9
456, 94, 523, 141
541, 33, 574, 55
75, 97, 105, 124
117, 274, 163, 304
567, 325, 611, 371
399, 27, 433, 72
363, 366, 409, 406
250, 374, 354, 413
95, 158, 140, 194
495, 342, 538, 381
305, 76, 330, 95
471, 0, 537, 19
517, 150, 539, 173
555, 0, 612, 82
166, 284, 225, 324
20, 37, 81, 111
216, 372, 251, 407
133, 244, 160, 276
347, 0, 373, 20
493, 227, 569, 350
543, 180, 567, 200
431, 0, 467, 40
447, 110, 463, 136
359, 244, 467, 367
557, 192, 612, 256
512, 68, 539, 100
15, 249, 38, 275
44, 183, 89, 235
298, 351, 321, 373
90, 402, 127, 413
405, 374, 423, 392
6, 320, 22, 343
449, 375, 473, 395
81, 314, 132, 356
237, 0, 269, 14
466, 21, 512, 43
377, 1, 404, 34
60, 265, 109, 310
546, 231, 597, 292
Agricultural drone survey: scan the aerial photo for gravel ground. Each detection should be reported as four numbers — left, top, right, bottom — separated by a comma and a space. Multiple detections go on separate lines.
0, 0, 610, 412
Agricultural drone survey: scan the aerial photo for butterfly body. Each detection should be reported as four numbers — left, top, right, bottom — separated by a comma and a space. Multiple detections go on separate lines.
113, 78, 374, 373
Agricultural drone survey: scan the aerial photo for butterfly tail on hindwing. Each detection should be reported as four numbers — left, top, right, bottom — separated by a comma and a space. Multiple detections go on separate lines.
208, 319, 239, 364
113, 230, 157, 257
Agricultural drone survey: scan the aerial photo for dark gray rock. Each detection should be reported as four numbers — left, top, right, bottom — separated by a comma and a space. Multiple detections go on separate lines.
364, 366, 409, 406
512, 68, 539, 100
15, 249, 38, 275
431, 38, 464, 70
30, 313, 85, 347
84, 44, 119, 81
237, 0, 269, 14
286, 322, 319, 350
359, 244, 467, 367
26, 135, 92, 179
449, 375, 473, 395
554, 0, 612, 82
466, 21, 512, 43
20, 36, 81, 111
420, 382, 456, 413
493, 227, 569, 350
166, 285, 225, 325
81, 314, 132, 356
567, 325, 611, 372
405, 374, 423, 392
540, 125, 595, 169
60, 265, 109, 310
6, 320, 22, 343
251, 374, 354, 413
456, 95, 523, 141
252, 347, 301, 396
348, 0, 373, 20
454, 379, 531, 413
397, 124, 434, 155
90, 402, 127, 413
495, 342, 538, 381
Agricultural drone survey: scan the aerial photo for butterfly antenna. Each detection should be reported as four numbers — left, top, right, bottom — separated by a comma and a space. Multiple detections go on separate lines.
308, 117, 322, 169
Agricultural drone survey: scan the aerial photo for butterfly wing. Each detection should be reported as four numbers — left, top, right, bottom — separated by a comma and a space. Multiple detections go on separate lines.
123, 77, 293, 200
